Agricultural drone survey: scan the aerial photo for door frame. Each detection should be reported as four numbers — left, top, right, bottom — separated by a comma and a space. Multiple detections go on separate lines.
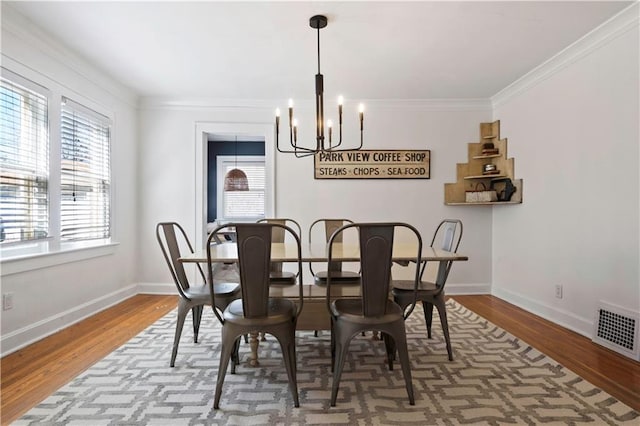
194, 121, 275, 249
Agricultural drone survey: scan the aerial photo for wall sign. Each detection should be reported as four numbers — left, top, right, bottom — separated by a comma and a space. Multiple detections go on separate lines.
314, 150, 430, 179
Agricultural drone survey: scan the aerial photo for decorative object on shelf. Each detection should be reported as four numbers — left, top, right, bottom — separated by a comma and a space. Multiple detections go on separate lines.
223, 137, 249, 191
482, 141, 495, 150
444, 120, 523, 205
482, 147, 499, 155
491, 178, 517, 202
482, 163, 498, 175
275, 15, 365, 158
465, 182, 498, 203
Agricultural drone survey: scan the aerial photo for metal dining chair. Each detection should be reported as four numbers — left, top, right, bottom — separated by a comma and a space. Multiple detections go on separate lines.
391, 219, 463, 361
308, 218, 360, 286
326, 222, 422, 406
156, 222, 240, 367
207, 222, 304, 409
256, 218, 302, 286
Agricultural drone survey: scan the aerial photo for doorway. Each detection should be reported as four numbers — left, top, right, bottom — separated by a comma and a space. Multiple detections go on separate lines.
194, 122, 275, 249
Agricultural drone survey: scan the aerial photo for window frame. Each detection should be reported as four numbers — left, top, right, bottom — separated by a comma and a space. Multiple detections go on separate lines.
0, 68, 51, 245
0, 66, 117, 273
60, 96, 112, 242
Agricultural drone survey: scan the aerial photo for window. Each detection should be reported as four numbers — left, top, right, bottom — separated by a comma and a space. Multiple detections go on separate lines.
0, 73, 49, 243
216, 156, 265, 221
0, 68, 113, 261
60, 98, 111, 241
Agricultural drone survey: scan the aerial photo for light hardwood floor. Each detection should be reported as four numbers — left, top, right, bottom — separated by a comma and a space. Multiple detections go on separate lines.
1, 294, 638, 424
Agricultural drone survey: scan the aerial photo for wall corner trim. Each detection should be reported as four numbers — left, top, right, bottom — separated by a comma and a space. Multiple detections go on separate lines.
491, 2, 639, 108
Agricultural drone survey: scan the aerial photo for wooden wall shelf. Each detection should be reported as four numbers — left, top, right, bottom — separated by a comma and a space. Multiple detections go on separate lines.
444, 120, 523, 206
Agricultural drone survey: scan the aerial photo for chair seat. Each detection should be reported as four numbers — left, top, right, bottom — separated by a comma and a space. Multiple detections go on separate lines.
269, 271, 297, 286
330, 298, 404, 324
183, 283, 240, 302
392, 279, 439, 296
224, 298, 296, 326
314, 270, 361, 286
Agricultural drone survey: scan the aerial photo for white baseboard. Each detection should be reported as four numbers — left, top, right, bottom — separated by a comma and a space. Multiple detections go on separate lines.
492, 287, 593, 338
1, 284, 138, 357
137, 282, 176, 295
447, 282, 491, 295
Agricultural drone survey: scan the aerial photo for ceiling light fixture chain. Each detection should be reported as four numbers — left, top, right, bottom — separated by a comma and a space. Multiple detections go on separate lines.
275, 15, 364, 158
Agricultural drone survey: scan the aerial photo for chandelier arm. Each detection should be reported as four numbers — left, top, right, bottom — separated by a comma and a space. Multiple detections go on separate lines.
325, 126, 363, 152
276, 127, 317, 155
332, 121, 343, 148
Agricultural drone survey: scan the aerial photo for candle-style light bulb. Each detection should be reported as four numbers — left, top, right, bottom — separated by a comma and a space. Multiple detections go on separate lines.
338, 95, 343, 126
275, 108, 280, 131
275, 108, 281, 117
288, 99, 294, 127
293, 118, 298, 142
327, 119, 333, 145
337, 95, 344, 106
359, 104, 364, 131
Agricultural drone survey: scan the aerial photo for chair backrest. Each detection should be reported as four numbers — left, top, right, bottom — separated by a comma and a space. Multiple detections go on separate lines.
156, 222, 206, 298
327, 222, 422, 317
257, 218, 302, 244
256, 218, 302, 274
207, 222, 304, 320
424, 219, 463, 286
309, 218, 355, 274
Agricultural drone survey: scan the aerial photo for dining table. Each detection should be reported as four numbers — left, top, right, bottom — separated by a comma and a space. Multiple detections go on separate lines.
180, 241, 468, 366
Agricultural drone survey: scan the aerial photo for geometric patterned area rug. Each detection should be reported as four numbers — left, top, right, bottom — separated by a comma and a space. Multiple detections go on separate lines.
17, 300, 639, 425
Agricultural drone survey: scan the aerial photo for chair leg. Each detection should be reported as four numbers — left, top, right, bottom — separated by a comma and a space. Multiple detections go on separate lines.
422, 301, 434, 339
170, 300, 190, 367
278, 331, 300, 408
330, 328, 350, 407
231, 337, 241, 374
434, 296, 453, 361
330, 319, 336, 373
394, 329, 415, 405
192, 305, 203, 343
382, 333, 395, 371
213, 326, 235, 409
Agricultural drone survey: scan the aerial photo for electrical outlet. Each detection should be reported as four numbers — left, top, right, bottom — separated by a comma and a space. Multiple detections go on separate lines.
555, 284, 563, 299
3, 293, 14, 310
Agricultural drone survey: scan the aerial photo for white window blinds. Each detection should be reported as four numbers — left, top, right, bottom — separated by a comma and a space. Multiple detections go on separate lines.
222, 160, 265, 220
0, 74, 49, 243
60, 98, 111, 241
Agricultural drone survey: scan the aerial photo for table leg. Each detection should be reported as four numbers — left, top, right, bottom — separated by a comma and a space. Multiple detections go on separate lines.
249, 332, 260, 366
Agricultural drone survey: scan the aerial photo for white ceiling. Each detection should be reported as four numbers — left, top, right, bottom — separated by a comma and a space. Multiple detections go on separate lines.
4, 1, 633, 100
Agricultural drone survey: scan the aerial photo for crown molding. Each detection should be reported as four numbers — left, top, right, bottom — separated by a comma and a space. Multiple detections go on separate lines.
1, 3, 138, 108
138, 96, 491, 111
491, 2, 639, 109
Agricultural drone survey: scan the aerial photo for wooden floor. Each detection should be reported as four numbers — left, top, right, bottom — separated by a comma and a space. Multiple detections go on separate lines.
1, 294, 638, 424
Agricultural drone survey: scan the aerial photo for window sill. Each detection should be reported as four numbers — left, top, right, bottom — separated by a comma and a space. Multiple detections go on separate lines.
0, 240, 119, 276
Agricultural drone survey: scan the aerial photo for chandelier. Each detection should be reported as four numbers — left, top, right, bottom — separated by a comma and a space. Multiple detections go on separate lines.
275, 15, 364, 158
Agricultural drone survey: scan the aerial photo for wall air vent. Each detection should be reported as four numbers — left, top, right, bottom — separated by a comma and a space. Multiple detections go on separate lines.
592, 301, 639, 361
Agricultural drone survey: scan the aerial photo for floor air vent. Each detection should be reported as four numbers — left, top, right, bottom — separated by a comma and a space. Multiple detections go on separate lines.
592, 301, 639, 361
